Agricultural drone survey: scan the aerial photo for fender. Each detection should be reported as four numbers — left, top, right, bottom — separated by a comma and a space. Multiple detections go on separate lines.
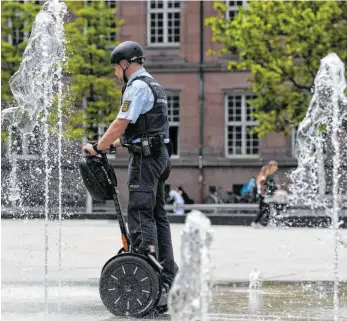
101, 251, 163, 274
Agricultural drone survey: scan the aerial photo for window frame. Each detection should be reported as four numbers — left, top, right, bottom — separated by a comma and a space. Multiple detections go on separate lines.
104, 0, 117, 9
224, 91, 259, 158
7, 0, 30, 46
166, 91, 180, 158
147, 0, 181, 47
83, 95, 109, 141
96, 110, 109, 140
225, 0, 247, 20
104, 0, 117, 42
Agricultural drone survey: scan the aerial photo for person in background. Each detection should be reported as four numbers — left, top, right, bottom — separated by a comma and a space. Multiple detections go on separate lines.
223, 189, 239, 203
251, 165, 270, 227
177, 186, 195, 204
217, 186, 228, 203
241, 176, 256, 196
264, 160, 279, 198
165, 184, 185, 215
240, 176, 257, 203
203, 185, 223, 204
263, 160, 280, 225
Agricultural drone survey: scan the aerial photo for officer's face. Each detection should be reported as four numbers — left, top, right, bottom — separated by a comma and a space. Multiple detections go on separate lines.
114, 64, 124, 82
114, 60, 129, 83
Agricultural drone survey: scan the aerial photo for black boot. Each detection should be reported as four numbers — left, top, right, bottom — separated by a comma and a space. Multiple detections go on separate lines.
155, 282, 170, 314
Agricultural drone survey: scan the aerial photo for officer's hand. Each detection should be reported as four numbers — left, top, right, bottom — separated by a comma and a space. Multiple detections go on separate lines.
82, 143, 97, 156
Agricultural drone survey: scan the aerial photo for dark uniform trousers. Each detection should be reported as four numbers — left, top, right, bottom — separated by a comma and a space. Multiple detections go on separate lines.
127, 145, 175, 286
254, 195, 270, 224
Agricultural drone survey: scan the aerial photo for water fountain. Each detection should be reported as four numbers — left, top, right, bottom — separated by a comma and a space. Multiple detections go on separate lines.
289, 52, 347, 320
168, 210, 214, 321
248, 269, 263, 315
1, 0, 68, 314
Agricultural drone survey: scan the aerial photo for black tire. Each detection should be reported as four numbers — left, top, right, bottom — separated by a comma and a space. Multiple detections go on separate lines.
99, 254, 161, 318
174, 261, 179, 275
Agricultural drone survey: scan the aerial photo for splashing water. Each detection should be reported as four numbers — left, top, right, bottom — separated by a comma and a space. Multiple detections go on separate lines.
4, 0, 67, 133
289, 53, 347, 320
248, 269, 263, 314
2, 0, 67, 315
249, 269, 262, 290
168, 210, 214, 321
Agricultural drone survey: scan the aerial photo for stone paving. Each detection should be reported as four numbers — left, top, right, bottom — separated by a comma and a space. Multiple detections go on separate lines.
2, 220, 347, 321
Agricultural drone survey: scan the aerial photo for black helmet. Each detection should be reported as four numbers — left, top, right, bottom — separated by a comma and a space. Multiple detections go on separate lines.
110, 41, 145, 65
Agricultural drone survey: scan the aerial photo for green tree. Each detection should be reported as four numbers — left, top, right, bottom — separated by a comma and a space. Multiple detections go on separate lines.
206, 1, 347, 136
64, 1, 124, 139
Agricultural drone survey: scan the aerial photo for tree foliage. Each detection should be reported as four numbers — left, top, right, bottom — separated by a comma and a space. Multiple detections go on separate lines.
64, 1, 124, 139
206, 1, 347, 136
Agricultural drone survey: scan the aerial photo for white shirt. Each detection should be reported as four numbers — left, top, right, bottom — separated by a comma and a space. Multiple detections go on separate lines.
116, 68, 154, 124
169, 190, 185, 215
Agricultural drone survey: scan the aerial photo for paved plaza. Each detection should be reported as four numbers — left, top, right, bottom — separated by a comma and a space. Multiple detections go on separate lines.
2, 220, 347, 321
2, 220, 347, 282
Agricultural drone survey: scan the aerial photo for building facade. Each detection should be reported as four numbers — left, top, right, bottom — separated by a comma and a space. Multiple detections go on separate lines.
1, 0, 298, 208
111, 0, 297, 203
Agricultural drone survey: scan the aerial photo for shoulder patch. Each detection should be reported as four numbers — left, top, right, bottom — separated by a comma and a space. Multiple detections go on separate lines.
121, 100, 131, 112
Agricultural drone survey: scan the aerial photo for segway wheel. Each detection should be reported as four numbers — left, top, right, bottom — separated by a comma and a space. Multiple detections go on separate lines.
99, 254, 161, 318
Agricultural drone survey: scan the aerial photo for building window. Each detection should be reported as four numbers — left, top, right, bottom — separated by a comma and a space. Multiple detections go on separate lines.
167, 94, 180, 156
104, 0, 117, 9
8, 22, 26, 46
225, 93, 259, 156
105, 1, 117, 42
86, 117, 108, 141
84, 96, 109, 141
147, 0, 180, 46
7, 7, 28, 46
226, 0, 247, 20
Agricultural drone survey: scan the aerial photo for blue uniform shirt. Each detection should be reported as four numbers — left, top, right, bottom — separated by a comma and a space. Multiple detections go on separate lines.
116, 68, 154, 124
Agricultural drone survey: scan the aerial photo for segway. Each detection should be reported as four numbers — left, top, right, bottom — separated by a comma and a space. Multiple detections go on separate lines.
79, 149, 168, 318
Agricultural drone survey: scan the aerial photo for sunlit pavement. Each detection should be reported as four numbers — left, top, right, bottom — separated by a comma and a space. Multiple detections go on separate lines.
2, 220, 347, 321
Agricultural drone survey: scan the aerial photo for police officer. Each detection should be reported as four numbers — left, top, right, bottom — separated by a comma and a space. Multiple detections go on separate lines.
82, 41, 175, 296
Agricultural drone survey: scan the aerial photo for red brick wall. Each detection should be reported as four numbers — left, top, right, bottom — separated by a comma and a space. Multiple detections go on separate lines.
117, 1, 147, 47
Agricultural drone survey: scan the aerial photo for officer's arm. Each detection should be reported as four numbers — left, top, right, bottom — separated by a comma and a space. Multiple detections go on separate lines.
96, 118, 130, 151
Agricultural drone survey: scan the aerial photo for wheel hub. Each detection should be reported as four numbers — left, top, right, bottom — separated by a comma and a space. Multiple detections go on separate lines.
124, 284, 132, 293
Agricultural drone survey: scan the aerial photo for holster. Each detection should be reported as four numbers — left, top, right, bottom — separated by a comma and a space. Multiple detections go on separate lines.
150, 135, 164, 158
125, 135, 170, 158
